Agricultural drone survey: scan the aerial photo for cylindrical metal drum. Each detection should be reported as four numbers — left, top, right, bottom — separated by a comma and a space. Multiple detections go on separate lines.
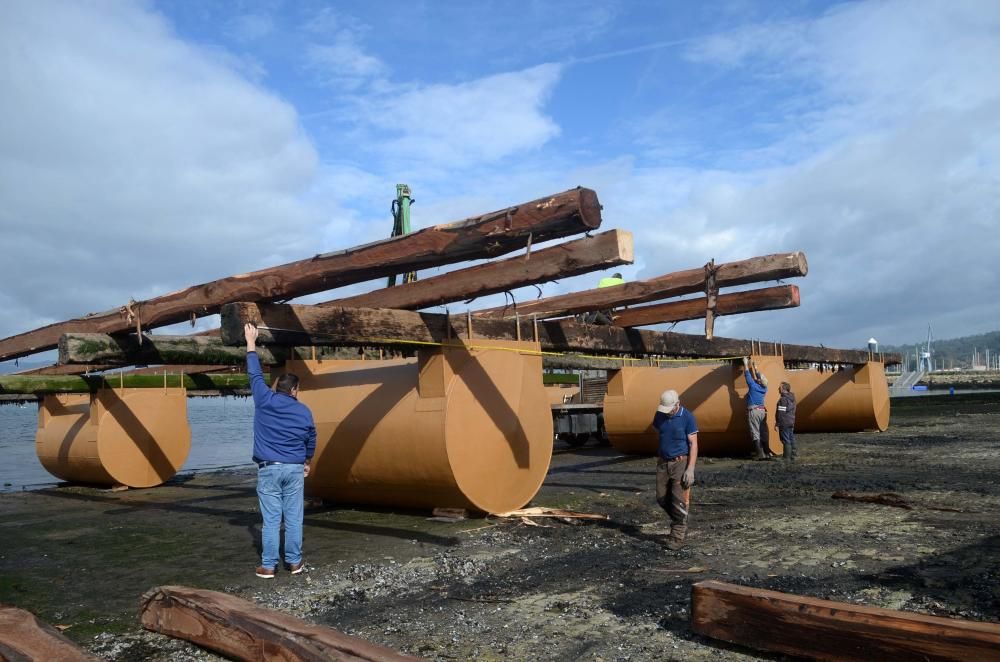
290, 340, 553, 514
35, 388, 191, 488
785, 362, 890, 432
603, 355, 787, 456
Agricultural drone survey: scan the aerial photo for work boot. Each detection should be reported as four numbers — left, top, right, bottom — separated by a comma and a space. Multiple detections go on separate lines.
288, 561, 305, 575
255, 566, 275, 579
667, 526, 686, 550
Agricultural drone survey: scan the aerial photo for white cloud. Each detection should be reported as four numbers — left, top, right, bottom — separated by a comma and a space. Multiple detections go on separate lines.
359, 63, 563, 167
0, 0, 321, 338
306, 33, 387, 90
622, 0, 1000, 347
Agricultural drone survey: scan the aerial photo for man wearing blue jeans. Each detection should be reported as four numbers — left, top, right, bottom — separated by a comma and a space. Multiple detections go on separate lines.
245, 323, 316, 579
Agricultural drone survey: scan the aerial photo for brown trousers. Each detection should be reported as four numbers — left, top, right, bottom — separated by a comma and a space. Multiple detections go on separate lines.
656, 457, 691, 540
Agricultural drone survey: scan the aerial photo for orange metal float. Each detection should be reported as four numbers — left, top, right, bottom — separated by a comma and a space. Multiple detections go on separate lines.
603, 355, 786, 456
290, 340, 552, 514
785, 362, 890, 432
35, 388, 191, 488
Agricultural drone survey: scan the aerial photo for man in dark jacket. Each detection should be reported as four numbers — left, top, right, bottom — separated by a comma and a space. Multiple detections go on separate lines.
651, 389, 698, 550
776, 381, 797, 462
245, 323, 317, 578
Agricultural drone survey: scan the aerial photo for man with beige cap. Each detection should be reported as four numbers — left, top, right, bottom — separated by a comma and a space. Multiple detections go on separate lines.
651, 389, 699, 550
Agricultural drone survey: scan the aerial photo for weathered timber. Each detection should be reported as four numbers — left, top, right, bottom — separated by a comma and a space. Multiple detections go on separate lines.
691, 580, 1000, 661
0, 605, 98, 661
0, 372, 263, 395
612, 285, 800, 327
60, 333, 637, 372
219, 302, 902, 365
59, 333, 393, 366
140, 585, 415, 662
61, 333, 314, 366
15, 363, 114, 375
473, 251, 808, 319
0, 187, 602, 362
328, 229, 632, 310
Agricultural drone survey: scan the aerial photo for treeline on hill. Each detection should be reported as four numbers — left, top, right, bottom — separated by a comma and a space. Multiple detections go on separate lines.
884, 330, 1000, 370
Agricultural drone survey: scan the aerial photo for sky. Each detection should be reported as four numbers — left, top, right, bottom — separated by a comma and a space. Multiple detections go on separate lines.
1, 0, 998, 369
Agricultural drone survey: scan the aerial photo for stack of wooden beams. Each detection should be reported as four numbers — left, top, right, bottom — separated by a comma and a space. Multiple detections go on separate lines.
0, 186, 901, 395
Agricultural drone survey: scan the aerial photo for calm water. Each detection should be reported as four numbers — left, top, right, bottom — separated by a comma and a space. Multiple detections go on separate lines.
0, 396, 255, 492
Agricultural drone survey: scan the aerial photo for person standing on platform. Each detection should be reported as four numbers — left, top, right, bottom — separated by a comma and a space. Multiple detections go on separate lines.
245, 323, 316, 579
652, 389, 699, 550
743, 356, 772, 460
776, 381, 797, 462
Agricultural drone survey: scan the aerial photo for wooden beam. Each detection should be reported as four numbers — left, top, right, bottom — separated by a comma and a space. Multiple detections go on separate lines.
473, 251, 808, 320
140, 585, 415, 662
218, 302, 901, 365
612, 285, 800, 327
14, 363, 114, 376
0, 372, 263, 396
0, 187, 602, 362
0, 605, 98, 661
327, 229, 632, 310
691, 580, 1000, 662
58, 333, 388, 367
58, 332, 642, 372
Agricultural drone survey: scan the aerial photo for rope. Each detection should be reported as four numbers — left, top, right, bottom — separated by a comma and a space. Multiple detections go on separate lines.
253, 325, 743, 365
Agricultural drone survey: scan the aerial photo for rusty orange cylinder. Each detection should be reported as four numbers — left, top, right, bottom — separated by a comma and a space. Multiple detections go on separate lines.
603, 355, 786, 456
35, 388, 191, 488
289, 340, 552, 514
785, 362, 890, 432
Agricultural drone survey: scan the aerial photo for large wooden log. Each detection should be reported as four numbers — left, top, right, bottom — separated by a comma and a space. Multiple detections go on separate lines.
473, 251, 808, 320
327, 229, 632, 310
140, 585, 415, 662
0, 372, 262, 395
612, 285, 800, 327
691, 580, 1000, 661
0, 605, 98, 661
58, 332, 649, 372
0, 187, 602, 362
218, 302, 901, 365
58, 332, 357, 367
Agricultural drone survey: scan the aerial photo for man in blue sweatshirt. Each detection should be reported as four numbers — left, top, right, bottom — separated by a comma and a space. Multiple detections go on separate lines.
245, 323, 316, 579
651, 389, 698, 551
743, 356, 772, 460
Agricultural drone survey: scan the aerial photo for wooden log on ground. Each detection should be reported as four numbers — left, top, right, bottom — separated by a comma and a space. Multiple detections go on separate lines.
0, 372, 263, 396
612, 285, 800, 327
140, 585, 415, 662
218, 302, 901, 365
691, 579, 1000, 661
0, 605, 98, 661
0, 187, 602, 362
328, 229, 632, 310
473, 251, 808, 320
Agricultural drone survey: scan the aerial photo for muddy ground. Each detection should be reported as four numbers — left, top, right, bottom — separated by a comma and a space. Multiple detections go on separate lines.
1, 392, 998, 661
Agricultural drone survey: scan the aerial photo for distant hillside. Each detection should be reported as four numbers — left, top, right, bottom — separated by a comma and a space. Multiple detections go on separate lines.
884, 330, 1000, 370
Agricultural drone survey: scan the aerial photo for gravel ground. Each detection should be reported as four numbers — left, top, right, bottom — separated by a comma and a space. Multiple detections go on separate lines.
2, 393, 998, 661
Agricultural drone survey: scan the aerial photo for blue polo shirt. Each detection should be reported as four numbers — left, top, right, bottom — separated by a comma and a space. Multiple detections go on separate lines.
652, 406, 698, 460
